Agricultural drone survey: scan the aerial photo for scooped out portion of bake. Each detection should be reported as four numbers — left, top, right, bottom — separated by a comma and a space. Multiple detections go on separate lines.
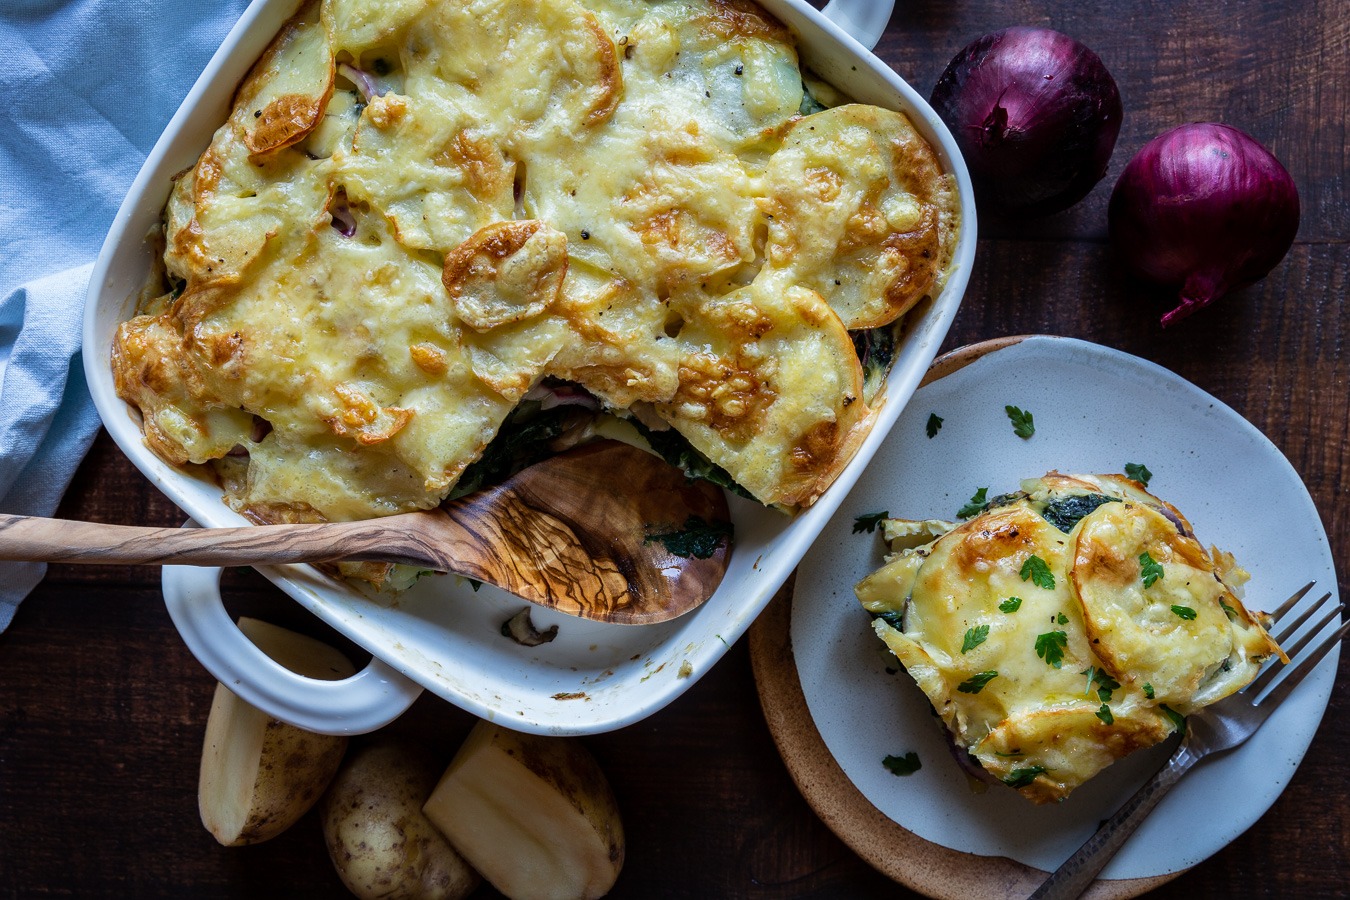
854, 473, 1282, 804
111, 0, 961, 564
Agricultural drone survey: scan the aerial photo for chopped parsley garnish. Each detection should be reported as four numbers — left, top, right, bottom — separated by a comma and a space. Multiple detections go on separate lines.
1005, 405, 1035, 438
882, 752, 922, 776
644, 516, 732, 559
1020, 555, 1056, 590
1083, 666, 1120, 702
1143, 682, 1156, 699
1159, 704, 1186, 732
1035, 630, 1068, 668
1003, 765, 1047, 788
1056, 612, 1069, 625
960, 625, 990, 654
1125, 462, 1153, 486
958, 670, 999, 694
1140, 551, 1165, 588
853, 510, 889, 534
957, 487, 989, 518
1096, 703, 1115, 725
1171, 605, 1198, 621
1220, 600, 1239, 620
999, 596, 1023, 613
926, 413, 943, 438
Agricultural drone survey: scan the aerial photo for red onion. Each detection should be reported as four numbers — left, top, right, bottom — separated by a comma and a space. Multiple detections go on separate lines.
930, 27, 1122, 218
328, 190, 357, 237
337, 62, 383, 102
1109, 123, 1300, 326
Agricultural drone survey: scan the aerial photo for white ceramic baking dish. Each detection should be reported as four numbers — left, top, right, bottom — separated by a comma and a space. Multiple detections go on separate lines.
83, 0, 976, 736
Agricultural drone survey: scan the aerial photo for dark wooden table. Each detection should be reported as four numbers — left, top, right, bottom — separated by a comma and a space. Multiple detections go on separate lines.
2, 2, 1346, 897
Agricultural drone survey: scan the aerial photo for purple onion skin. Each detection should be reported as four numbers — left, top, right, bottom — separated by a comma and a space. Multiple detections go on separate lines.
1109, 123, 1300, 326
930, 27, 1122, 218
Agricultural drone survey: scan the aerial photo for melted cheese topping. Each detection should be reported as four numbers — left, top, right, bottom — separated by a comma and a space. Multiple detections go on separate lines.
114, 0, 958, 524
855, 473, 1281, 804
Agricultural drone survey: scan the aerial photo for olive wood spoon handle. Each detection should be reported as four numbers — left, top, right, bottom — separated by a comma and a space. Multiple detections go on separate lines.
0, 440, 732, 625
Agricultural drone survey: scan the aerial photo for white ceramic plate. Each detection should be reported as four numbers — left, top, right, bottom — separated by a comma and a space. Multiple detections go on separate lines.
82, 0, 977, 735
788, 335, 1339, 881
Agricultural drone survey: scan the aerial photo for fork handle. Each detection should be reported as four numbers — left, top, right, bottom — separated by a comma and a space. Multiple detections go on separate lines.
1029, 743, 1199, 899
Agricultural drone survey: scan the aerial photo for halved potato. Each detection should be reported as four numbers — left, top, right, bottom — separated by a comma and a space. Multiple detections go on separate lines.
422, 721, 624, 900
198, 617, 354, 846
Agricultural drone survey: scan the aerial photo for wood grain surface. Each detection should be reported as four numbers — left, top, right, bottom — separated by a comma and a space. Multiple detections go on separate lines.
2, 1, 1347, 897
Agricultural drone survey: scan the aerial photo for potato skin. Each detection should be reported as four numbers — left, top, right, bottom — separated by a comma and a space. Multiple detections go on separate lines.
320, 737, 479, 900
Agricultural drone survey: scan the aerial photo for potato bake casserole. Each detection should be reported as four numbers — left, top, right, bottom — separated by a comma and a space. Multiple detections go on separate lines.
113, 0, 959, 544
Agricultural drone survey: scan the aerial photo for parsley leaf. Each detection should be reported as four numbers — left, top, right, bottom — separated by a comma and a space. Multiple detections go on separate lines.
1003, 765, 1047, 788
926, 413, 943, 438
852, 510, 889, 534
1139, 551, 1164, 588
958, 670, 999, 694
1096, 703, 1115, 725
1143, 682, 1155, 699
1056, 612, 1069, 625
644, 516, 733, 559
1005, 405, 1035, 438
1020, 555, 1056, 590
1035, 630, 1068, 668
961, 625, 990, 654
999, 596, 1023, 613
1124, 462, 1153, 486
1171, 605, 1198, 621
1083, 666, 1121, 702
1220, 600, 1238, 620
957, 487, 989, 519
882, 752, 922, 776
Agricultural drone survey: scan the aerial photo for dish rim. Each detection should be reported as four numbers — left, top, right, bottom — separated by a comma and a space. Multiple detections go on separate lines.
81, 0, 979, 734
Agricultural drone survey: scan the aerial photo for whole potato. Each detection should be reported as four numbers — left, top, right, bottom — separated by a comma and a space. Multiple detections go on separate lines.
321, 737, 479, 900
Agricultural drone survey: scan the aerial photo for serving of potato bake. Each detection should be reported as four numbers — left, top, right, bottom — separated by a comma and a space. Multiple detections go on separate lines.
855, 472, 1283, 804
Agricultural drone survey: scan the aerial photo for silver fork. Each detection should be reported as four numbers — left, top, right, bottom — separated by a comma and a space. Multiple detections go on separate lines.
1029, 582, 1346, 899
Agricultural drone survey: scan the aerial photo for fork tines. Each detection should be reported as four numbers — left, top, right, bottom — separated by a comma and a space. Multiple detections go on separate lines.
1248, 585, 1346, 706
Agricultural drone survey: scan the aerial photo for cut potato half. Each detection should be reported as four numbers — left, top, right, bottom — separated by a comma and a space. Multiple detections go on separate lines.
198, 617, 354, 846
423, 721, 624, 900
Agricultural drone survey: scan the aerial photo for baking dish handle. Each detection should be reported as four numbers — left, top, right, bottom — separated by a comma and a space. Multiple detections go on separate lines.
162, 553, 423, 736
820, 0, 895, 51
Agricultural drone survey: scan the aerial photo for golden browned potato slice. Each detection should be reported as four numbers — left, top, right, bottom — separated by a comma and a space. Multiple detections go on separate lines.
760, 104, 958, 329
165, 1, 336, 287
338, 92, 516, 254
1071, 500, 1273, 707
582, 0, 803, 157
402, 0, 621, 147
654, 280, 871, 507
973, 706, 1171, 805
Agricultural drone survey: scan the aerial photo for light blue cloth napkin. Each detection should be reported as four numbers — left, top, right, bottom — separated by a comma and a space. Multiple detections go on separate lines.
0, 0, 248, 630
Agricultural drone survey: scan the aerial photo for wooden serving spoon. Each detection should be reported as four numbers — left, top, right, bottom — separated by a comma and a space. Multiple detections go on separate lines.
0, 440, 732, 625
